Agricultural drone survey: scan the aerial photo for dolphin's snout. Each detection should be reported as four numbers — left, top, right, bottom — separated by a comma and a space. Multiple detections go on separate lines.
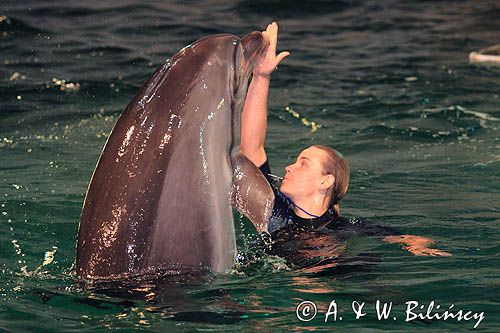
241, 31, 268, 70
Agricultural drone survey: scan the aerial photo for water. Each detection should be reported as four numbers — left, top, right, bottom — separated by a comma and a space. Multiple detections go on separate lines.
1, 0, 499, 331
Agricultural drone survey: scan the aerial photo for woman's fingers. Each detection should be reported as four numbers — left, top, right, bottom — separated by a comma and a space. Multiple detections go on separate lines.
430, 249, 452, 256
253, 22, 288, 76
261, 30, 270, 46
384, 234, 451, 256
275, 51, 290, 64
269, 22, 278, 54
407, 246, 452, 256
268, 52, 289, 73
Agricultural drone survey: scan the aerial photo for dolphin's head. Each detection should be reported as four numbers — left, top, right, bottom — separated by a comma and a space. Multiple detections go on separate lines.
76, 30, 272, 278
241, 31, 268, 75
231, 31, 268, 113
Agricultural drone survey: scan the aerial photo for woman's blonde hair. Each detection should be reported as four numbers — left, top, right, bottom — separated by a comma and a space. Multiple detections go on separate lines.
314, 145, 350, 216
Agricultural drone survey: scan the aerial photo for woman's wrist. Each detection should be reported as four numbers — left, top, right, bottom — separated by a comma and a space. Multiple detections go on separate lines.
252, 72, 271, 82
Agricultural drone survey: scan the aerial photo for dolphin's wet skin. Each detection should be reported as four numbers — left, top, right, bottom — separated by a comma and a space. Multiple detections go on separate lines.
76, 32, 274, 279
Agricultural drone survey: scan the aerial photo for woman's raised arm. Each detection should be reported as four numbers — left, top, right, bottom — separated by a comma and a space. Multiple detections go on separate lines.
241, 22, 289, 167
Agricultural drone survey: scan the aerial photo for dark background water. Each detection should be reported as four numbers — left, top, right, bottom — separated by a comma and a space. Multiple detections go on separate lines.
1, 0, 499, 331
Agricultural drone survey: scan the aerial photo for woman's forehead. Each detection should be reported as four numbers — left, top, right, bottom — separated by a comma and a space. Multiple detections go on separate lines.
298, 147, 325, 163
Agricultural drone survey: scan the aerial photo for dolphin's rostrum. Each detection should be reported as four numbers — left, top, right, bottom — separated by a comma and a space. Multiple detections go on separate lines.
76, 32, 274, 279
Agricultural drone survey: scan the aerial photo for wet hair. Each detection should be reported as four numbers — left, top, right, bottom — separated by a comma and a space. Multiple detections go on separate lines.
313, 145, 350, 216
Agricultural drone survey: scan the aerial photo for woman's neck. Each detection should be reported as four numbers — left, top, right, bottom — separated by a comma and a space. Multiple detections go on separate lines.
292, 194, 330, 219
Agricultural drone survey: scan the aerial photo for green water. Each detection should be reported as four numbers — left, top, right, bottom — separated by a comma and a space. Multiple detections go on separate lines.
1, 0, 499, 331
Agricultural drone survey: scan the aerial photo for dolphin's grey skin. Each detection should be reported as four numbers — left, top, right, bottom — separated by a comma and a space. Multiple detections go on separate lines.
76, 32, 274, 279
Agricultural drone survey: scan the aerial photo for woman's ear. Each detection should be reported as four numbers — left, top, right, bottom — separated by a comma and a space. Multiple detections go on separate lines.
320, 174, 335, 190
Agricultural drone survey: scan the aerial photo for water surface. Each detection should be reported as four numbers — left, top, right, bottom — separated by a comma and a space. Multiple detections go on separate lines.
1, 0, 499, 331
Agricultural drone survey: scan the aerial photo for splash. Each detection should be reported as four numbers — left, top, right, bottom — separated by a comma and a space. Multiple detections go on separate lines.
284, 106, 323, 132
48, 77, 80, 92
9, 72, 26, 81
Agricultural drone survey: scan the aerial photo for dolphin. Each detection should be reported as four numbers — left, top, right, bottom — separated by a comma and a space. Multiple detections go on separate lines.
76, 32, 274, 279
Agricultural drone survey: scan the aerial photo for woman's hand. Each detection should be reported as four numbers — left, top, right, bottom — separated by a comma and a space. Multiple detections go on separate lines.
253, 22, 290, 78
384, 235, 452, 256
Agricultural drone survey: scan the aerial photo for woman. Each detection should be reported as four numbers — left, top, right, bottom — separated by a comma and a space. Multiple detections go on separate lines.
241, 22, 450, 257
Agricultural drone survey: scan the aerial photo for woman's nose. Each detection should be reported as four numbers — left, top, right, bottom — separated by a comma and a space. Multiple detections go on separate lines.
285, 164, 292, 173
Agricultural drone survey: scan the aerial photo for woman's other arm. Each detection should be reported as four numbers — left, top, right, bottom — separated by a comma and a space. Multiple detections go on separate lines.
339, 219, 452, 256
384, 235, 452, 256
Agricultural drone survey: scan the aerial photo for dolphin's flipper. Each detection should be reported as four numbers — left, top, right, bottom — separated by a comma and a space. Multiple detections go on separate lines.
231, 153, 275, 233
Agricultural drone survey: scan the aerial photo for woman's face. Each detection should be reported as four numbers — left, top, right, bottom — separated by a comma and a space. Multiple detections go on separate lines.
279, 146, 330, 201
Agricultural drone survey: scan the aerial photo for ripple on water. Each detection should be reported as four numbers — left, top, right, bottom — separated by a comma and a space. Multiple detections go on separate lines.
0, 1, 499, 331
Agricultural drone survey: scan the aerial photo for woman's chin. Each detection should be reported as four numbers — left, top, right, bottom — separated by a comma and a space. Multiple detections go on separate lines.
279, 184, 291, 197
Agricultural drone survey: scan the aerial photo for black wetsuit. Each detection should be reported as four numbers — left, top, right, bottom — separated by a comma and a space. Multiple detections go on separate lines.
257, 160, 402, 271
258, 160, 401, 239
